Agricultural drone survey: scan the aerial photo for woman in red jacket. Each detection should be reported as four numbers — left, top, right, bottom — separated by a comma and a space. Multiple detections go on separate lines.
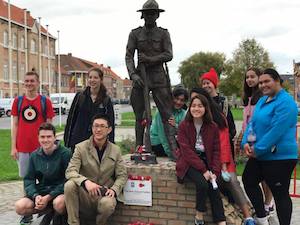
176, 95, 226, 225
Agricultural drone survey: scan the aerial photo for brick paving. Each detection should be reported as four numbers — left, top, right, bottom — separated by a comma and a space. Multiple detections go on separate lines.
0, 179, 299, 224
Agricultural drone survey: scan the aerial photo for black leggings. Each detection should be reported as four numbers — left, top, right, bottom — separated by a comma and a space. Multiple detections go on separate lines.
186, 167, 226, 223
242, 158, 297, 225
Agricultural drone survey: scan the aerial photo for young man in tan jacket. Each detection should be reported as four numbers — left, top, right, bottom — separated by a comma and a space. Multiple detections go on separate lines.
64, 114, 127, 225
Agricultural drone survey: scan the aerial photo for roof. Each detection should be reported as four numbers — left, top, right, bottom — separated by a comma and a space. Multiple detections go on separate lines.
123, 78, 132, 86
0, 0, 54, 37
57, 53, 123, 81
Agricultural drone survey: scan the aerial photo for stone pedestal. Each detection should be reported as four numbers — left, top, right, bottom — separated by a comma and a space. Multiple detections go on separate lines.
108, 156, 243, 225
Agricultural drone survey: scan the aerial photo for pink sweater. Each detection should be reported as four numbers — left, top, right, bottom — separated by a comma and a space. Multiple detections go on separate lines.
242, 97, 255, 132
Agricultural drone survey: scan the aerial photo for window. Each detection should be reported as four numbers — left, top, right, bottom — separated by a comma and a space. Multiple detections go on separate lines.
20, 64, 25, 80
50, 47, 54, 56
12, 33, 17, 48
12, 62, 17, 81
3, 63, 8, 80
31, 39, 36, 52
45, 68, 49, 82
52, 70, 56, 86
44, 44, 48, 55
21, 36, 25, 50
3, 31, 8, 47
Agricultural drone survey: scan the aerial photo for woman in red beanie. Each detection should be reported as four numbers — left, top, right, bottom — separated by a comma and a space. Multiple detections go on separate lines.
200, 68, 236, 161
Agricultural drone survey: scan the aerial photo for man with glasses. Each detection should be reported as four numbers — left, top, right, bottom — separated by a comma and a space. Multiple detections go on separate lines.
64, 114, 127, 225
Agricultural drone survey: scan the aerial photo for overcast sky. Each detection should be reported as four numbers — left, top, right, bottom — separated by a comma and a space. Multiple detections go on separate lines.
12, 0, 300, 84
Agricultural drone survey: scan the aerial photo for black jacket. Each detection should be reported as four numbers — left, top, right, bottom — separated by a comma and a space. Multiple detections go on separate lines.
64, 87, 115, 148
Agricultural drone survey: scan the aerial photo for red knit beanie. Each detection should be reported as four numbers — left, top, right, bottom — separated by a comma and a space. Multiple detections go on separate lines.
200, 68, 219, 88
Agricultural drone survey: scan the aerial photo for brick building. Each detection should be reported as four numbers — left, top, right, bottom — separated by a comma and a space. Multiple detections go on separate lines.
123, 78, 132, 100
57, 53, 127, 99
0, 0, 56, 97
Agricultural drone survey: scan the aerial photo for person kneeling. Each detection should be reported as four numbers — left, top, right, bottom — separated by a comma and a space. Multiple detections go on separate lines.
15, 123, 71, 225
64, 114, 127, 225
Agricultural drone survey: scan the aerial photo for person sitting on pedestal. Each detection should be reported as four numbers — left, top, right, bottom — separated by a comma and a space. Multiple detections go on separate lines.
64, 114, 127, 225
150, 85, 188, 159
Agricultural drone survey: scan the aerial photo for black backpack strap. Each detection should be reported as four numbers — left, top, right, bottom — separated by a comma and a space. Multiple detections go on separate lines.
17, 95, 24, 119
40, 95, 47, 121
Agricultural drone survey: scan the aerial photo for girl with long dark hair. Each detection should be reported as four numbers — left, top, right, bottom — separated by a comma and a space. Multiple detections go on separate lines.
191, 88, 255, 225
64, 67, 115, 150
176, 95, 226, 225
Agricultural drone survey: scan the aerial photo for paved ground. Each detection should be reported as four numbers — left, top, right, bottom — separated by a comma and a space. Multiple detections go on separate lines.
1, 180, 300, 225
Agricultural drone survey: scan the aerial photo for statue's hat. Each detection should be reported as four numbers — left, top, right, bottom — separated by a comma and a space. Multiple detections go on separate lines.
137, 0, 165, 12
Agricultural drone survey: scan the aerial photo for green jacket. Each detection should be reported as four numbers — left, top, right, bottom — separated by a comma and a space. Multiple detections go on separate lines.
150, 108, 186, 157
24, 142, 71, 199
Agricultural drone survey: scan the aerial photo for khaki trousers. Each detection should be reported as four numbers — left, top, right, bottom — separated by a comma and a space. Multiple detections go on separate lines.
64, 180, 117, 225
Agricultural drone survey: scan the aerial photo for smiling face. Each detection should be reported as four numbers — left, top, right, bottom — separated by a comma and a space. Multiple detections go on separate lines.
259, 74, 279, 96
190, 98, 205, 119
88, 70, 102, 89
201, 79, 217, 97
38, 130, 56, 152
24, 74, 39, 93
92, 118, 112, 142
173, 94, 186, 110
246, 70, 259, 88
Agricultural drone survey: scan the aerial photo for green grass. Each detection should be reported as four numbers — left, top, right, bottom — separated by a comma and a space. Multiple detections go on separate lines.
236, 161, 300, 180
231, 108, 243, 121
0, 130, 19, 181
55, 124, 66, 133
119, 110, 156, 127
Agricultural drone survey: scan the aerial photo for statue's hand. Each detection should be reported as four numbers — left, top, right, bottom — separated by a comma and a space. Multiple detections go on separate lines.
138, 53, 154, 64
131, 74, 144, 88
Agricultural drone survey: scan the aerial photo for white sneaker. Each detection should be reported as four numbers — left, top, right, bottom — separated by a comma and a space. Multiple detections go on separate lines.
255, 216, 269, 225
268, 214, 280, 225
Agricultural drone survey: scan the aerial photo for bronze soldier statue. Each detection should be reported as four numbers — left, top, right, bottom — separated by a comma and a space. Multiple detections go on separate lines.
125, 0, 177, 160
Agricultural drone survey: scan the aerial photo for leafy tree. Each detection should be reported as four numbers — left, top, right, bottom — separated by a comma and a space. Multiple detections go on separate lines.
178, 52, 226, 90
219, 38, 275, 96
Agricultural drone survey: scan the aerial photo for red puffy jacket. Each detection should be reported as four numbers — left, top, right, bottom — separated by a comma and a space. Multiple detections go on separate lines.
219, 127, 236, 172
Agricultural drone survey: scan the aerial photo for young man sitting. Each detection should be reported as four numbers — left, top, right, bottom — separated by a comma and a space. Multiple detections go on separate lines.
15, 123, 71, 225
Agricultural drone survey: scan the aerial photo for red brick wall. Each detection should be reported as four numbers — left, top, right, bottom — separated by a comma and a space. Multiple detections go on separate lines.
108, 157, 242, 225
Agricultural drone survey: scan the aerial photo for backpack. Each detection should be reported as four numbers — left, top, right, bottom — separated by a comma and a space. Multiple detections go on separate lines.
17, 95, 47, 121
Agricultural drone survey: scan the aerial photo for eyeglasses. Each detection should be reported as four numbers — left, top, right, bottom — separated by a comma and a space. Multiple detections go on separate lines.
92, 124, 109, 130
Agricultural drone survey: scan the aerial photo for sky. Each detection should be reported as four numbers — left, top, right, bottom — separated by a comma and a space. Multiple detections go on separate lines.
12, 0, 300, 84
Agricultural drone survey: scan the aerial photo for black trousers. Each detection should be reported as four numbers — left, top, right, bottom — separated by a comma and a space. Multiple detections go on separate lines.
152, 144, 168, 157
242, 158, 297, 225
186, 167, 226, 222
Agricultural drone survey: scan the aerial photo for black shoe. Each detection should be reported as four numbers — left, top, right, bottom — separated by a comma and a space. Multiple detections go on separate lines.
20, 215, 33, 225
39, 211, 54, 225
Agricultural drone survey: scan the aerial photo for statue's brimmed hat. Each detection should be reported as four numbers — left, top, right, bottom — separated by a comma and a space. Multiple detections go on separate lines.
137, 0, 165, 13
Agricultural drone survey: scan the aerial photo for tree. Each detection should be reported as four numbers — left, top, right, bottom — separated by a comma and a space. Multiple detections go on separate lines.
219, 38, 275, 96
178, 52, 226, 90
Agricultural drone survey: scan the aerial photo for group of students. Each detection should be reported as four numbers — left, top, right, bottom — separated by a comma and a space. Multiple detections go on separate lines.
12, 68, 123, 225
152, 67, 298, 225
11, 66, 297, 225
